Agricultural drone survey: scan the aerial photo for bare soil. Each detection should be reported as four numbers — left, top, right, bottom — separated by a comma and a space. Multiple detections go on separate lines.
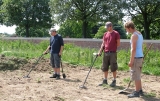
0, 55, 160, 101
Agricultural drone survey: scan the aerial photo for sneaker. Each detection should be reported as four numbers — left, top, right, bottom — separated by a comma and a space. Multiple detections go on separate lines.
98, 79, 108, 86
50, 74, 57, 78
56, 74, 60, 80
139, 89, 144, 96
110, 80, 116, 87
128, 91, 140, 98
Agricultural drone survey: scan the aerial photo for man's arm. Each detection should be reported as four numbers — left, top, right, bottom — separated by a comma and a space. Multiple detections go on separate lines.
117, 39, 120, 47
59, 46, 64, 56
98, 40, 104, 56
129, 34, 138, 67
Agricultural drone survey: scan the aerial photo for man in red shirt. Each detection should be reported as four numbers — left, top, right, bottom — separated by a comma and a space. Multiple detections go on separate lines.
98, 21, 120, 87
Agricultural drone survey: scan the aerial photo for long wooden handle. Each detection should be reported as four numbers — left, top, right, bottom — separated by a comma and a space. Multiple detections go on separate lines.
143, 43, 153, 59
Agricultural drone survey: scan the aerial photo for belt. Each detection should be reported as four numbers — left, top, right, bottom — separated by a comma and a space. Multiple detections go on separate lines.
134, 57, 143, 59
105, 51, 116, 53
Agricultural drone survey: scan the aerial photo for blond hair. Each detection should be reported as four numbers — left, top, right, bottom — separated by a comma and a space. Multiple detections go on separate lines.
124, 21, 135, 29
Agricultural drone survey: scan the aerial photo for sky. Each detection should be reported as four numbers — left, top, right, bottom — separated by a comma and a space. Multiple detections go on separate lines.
0, 25, 16, 34
0, 25, 60, 35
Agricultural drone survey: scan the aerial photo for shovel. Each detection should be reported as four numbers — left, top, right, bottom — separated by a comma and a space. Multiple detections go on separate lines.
61, 59, 66, 79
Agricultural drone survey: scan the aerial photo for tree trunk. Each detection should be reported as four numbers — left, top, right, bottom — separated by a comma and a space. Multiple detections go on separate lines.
25, 25, 29, 37
143, 14, 150, 39
82, 20, 88, 38
144, 23, 150, 39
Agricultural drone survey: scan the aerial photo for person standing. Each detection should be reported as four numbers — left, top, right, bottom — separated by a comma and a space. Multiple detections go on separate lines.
124, 21, 144, 98
98, 21, 120, 87
44, 28, 64, 79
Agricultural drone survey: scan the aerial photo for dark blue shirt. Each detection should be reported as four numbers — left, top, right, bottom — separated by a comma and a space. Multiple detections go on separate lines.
50, 34, 64, 54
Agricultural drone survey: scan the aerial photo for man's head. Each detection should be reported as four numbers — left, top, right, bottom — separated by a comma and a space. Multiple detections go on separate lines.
124, 21, 135, 33
105, 21, 113, 31
50, 28, 57, 36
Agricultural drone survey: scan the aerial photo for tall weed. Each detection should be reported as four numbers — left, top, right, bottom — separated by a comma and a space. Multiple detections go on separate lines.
0, 39, 160, 76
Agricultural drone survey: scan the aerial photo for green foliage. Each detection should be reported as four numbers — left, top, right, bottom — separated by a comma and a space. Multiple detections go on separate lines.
113, 24, 127, 39
0, 0, 4, 24
58, 20, 100, 38
62, 43, 102, 67
0, 39, 49, 58
126, 33, 132, 39
123, 78, 130, 83
58, 20, 82, 38
94, 26, 106, 39
117, 49, 130, 71
49, 0, 124, 38
16, 27, 50, 37
122, 0, 160, 39
94, 24, 127, 39
1, 39, 160, 76
1, 0, 52, 37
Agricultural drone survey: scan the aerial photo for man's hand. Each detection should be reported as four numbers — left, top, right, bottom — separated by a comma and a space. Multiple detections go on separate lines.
59, 52, 62, 56
128, 61, 133, 67
43, 50, 49, 55
97, 52, 102, 56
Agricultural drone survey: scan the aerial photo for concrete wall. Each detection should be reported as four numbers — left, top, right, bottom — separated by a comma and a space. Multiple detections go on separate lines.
1, 37, 160, 50
63, 38, 160, 51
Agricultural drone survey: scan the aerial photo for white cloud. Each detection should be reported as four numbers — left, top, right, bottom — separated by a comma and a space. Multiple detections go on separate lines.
0, 25, 16, 34
0, 24, 60, 35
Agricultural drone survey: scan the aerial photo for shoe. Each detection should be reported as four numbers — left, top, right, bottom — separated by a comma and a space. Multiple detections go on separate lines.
50, 74, 57, 78
56, 74, 60, 80
98, 79, 108, 86
139, 89, 144, 96
110, 80, 116, 87
128, 91, 140, 98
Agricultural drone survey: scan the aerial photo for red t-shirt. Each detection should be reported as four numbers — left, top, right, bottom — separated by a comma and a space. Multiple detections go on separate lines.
103, 30, 120, 52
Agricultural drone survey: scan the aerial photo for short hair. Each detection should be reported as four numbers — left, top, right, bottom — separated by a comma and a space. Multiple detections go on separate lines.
105, 21, 112, 28
124, 21, 135, 29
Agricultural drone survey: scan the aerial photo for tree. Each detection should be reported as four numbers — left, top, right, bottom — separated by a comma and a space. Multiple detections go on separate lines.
16, 27, 50, 37
1, 0, 52, 37
58, 20, 82, 38
94, 23, 127, 39
113, 24, 127, 39
58, 20, 100, 38
49, 0, 124, 38
122, 0, 160, 39
0, 0, 4, 24
94, 26, 106, 39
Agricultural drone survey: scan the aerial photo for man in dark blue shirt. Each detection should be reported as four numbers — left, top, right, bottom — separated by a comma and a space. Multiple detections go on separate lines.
44, 28, 64, 79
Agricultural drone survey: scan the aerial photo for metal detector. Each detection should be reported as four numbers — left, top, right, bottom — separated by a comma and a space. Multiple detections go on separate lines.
23, 54, 44, 78
79, 53, 98, 89
119, 43, 153, 94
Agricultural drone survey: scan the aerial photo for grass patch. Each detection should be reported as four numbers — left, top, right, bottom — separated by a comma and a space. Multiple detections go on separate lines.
144, 92, 156, 98
123, 78, 130, 83
1, 39, 160, 76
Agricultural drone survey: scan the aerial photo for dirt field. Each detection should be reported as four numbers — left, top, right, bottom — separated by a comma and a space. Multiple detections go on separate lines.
0, 55, 160, 101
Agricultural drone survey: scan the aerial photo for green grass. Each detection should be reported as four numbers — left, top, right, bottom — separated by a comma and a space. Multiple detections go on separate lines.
0, 39, 160, 76
144, 92, 156, 98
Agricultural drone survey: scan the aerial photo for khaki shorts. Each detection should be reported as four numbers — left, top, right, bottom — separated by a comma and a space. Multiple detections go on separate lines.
101, 52, 118, 72
130, 58, 143, 81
